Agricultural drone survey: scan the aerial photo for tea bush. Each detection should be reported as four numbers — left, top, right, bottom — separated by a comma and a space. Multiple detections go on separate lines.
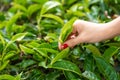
0, 0, 120, 80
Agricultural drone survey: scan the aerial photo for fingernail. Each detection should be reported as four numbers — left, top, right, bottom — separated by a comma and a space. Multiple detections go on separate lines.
61, 44, 68, 49
70, 35, 76, 39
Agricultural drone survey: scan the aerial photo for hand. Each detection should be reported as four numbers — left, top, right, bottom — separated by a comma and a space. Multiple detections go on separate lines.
58, 20, 112, 50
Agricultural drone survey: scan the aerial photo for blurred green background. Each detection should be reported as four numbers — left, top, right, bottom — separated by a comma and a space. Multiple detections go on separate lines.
0, 0, 120, 80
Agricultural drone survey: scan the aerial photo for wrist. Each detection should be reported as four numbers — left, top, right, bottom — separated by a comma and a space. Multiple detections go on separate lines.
103, 18, 120, 40
108, 17, 120, 36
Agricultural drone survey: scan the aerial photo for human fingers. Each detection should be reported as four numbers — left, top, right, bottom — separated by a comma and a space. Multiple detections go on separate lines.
58, 33, 76, 50
61, 35, 83, 50
58, 21, 78, 50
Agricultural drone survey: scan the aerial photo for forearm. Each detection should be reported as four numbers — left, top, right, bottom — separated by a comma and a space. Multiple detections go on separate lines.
97, 17, 120, 41
107, 17, 120, 37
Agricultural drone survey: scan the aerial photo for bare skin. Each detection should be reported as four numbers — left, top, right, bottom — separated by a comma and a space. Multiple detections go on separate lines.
59, 17, 120, 50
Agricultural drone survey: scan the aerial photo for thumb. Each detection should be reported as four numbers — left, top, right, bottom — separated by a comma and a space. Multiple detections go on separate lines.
63, 36, 82, 48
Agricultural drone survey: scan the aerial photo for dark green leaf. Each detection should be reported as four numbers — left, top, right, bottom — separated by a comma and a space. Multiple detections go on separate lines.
38, 60, 47, 68
50, 60, 81, 76
82, 71, 100, 80
64, 71, 81, 80
20, 59, 36, 69
84, 54, 95, 72
103, 46, 119, 62
45, 71, 60, 80
85, 44, 101, 57
94, 56, 119, 80
105, 42, 120, 47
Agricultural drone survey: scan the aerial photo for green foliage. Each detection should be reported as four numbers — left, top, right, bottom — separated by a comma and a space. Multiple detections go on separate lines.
0, 73, 22, 80
51, 47, 69, 65
42, 14, 64, 25
0, 0, 120, 80
82, 71, 100, 80
94, 56, 119, 80
59, 17, 77, 43
50, 60, 81, 76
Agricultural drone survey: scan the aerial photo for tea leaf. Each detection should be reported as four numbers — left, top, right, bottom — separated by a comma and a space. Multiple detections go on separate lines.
3, 51, 16, 62
38, 43, 52, 48
59, 17, 77, 43
33, 48, 50, 59
82, 71, 100, 80
14, 73, 22, 80
0, 60, 9, 71
27, 4, 41, 17
50, 60, 81, 76
11, 33, 27, 41
19, 59, 36, 69
105, 42, 120, 47
3, 33, 27, 53
64, 71, 81, 80
0, 34, 5, 47
85, 44, 101, 57
38, 1, 61, 24
51, 48, 69, 65
45, 71, 60, 80
12, 3, 27, 12
6, 12, 23, 34
0, 74, 15, 80
20, 44, 35, 54
84, 55, 95, 72
42, 14, 64, 25
94, 56, 119, 80
41, 48, 59, 54
41, 1, 61, 14
103, 46, 119, 62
